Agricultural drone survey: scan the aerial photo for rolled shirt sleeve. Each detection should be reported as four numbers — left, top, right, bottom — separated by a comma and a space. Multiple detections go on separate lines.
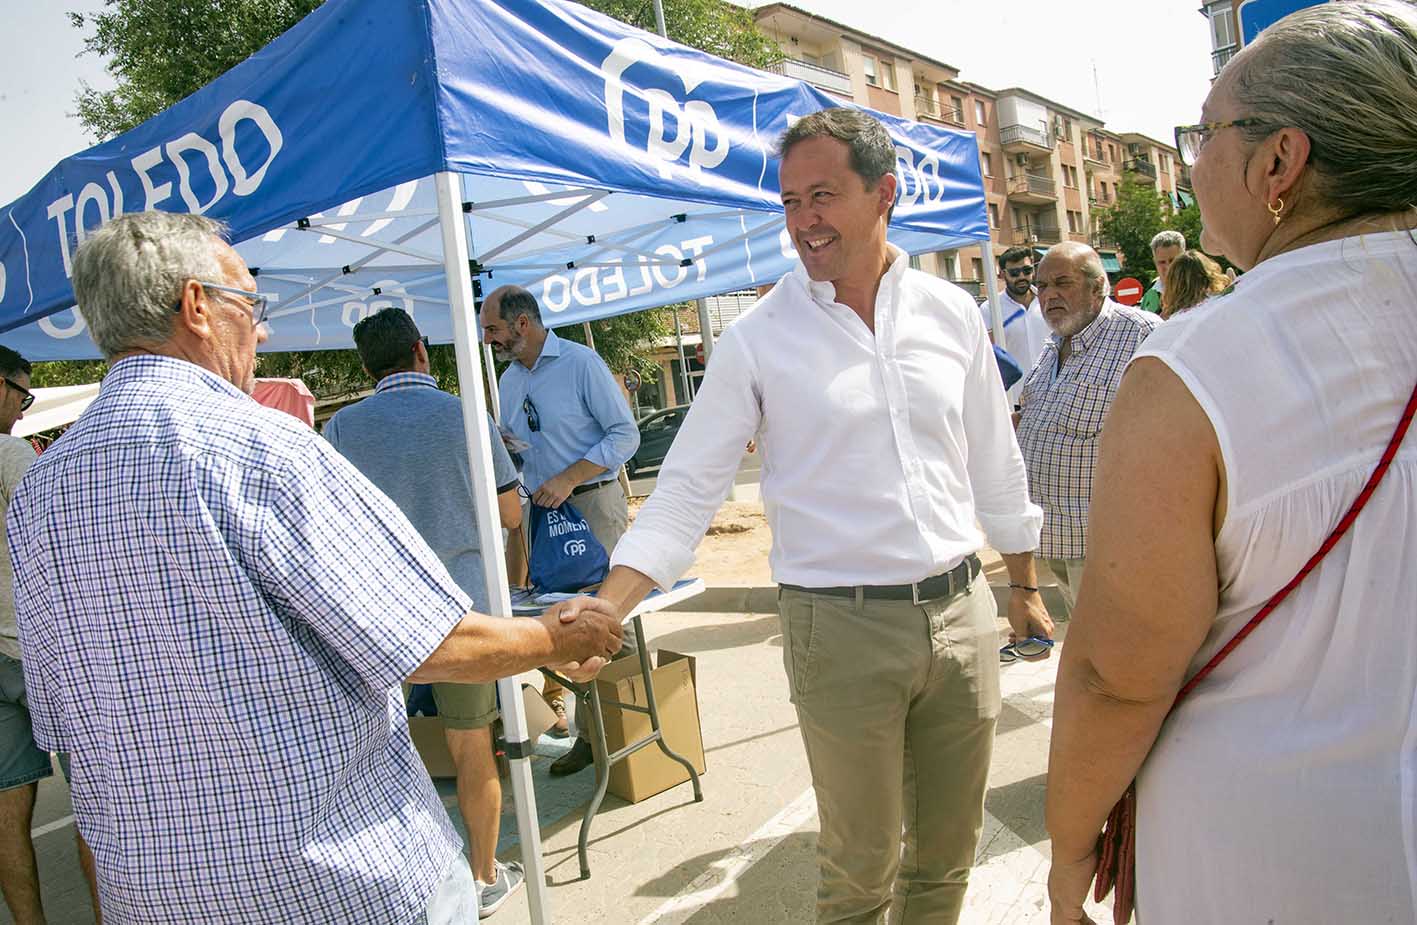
961, 314, 1043, 554
579, 353, 640, 473
255, 439, 471, 693
610, 326, 761, 590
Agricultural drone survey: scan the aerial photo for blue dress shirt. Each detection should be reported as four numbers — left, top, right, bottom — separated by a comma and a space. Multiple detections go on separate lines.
496, 331, 639, 492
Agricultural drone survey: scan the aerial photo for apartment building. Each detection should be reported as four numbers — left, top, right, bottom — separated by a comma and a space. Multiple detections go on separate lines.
1201, 1, 1242, 76
753, 3, 1173, 293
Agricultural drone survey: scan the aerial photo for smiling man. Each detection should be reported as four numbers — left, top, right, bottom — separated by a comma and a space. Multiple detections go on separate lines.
594, 108, 1050, 924
1016, 242, 1160, 617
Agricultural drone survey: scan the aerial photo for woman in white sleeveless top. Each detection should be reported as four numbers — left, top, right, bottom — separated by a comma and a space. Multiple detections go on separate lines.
1045, 3, 1417, 922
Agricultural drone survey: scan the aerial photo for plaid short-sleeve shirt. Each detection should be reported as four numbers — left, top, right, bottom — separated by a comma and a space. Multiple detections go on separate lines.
1016, 301, 1160, 558
9, 356, 469, 924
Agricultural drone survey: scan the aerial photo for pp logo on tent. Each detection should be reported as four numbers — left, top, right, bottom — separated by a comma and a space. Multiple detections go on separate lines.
602, 38, 729, 179
895, 146, 947, 209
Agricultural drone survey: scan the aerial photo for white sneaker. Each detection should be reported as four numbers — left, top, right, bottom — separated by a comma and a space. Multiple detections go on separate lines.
477, 860, 525, 919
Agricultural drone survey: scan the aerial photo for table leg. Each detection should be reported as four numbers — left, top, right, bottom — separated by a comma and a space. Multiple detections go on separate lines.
576, 679, 613, 880
632, 615, 703, 803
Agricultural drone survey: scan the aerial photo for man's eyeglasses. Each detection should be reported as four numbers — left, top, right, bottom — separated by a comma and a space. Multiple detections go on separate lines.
4, 378, 34, 412
1173, 118, 1271, 166
174, 281, 276, 326
1005, 266, 1035, 279
999, 636, 1054, 663
523, 396, 541, 433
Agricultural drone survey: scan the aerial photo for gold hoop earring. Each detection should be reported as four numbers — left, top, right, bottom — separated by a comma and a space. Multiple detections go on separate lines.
1268, 197, 1285, 225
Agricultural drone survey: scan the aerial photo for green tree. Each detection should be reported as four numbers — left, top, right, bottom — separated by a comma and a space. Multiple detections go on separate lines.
1096, 178, 1171, 286
64, 0, 774, 393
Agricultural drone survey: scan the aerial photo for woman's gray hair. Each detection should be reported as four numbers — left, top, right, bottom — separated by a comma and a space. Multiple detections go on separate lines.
1227, 0, 1417, 215
70, 212, 228, 359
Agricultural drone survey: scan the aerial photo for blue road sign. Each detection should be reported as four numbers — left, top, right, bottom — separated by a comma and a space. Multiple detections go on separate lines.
1237, 0, 1329, 46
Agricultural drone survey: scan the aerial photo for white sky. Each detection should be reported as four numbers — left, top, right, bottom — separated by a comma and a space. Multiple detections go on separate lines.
0, 1, 1215, 207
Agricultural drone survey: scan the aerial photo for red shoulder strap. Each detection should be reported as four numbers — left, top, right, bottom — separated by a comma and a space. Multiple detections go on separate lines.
1175, 379, 1417, 705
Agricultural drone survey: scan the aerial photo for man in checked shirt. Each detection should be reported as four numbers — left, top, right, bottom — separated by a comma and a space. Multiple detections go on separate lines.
1016, 242, 1161, 619
6, 211, 623, 925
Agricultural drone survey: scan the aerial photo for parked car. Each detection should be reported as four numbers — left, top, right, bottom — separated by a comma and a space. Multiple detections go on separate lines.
626, 404, 689, 477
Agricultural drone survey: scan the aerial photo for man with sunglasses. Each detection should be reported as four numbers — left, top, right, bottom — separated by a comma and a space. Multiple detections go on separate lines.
0, 345, 47, 925
983, 246, 1050, 406
480, 285, 640, 777
7, 212, 623, 924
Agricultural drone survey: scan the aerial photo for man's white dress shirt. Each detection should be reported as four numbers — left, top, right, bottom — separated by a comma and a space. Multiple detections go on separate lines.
611, 248, 1041, 590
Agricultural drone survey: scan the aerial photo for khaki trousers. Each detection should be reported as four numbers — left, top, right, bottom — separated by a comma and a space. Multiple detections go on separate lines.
1040, 556, 1086, 618
777, 574, 1001, 924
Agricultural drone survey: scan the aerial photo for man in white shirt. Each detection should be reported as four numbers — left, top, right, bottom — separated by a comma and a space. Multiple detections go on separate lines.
982, 245, 1050, 406
596, 108, 1051, 924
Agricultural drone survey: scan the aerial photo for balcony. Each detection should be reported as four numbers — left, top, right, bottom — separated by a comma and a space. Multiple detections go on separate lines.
1013, 222, 1062, 246
770, 57, 853, 97
1177, 165, 1193, 190
1083, 144, 1109, 170
1091, 232, 1117, 250
1123, 158, 1158, 180
948, 278, 983, 299
1000, 122, 1055, 155
1006, 173, 1057, 204
1212, 44, 1237, 76
1067, 231, 1090, 243
914, 94, 965, 127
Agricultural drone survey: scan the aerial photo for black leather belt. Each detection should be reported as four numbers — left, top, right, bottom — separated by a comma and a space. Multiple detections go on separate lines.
571, 480, 615, 497
781, 554, 981, 606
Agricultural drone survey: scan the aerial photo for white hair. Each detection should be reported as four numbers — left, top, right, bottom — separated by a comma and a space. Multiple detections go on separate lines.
70, 212, 228, 359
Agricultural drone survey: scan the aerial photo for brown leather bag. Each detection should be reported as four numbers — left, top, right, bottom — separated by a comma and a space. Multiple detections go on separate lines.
1091, 379, 1417, 923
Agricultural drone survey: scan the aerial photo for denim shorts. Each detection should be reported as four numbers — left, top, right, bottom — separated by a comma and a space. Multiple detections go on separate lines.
0, 654, 53, 790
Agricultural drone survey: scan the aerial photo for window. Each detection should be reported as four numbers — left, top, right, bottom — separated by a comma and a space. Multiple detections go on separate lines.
1160, 152, 1171, 172
1063, 165, 1078, 188
971, 257, 985, 280
1063, 117, 1073, 138
862, 54, 878, 86
1108, 143, 1117, 162
1211, 3, 1236, 48
989, 203, 1000, 228
975, 100, 988, 126
950, 95, 964, 122
878, 57, 897, 91
1067, 210, 1082, 233
981, 152, 993, 177
943, 253, 959, 278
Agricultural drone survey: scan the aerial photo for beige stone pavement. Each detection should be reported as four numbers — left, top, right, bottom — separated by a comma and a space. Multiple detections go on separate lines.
8, 501, 1117, 925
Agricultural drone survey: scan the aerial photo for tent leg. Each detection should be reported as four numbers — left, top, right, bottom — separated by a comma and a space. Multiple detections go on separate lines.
980, 237, 1006, 347
435, 170, 551, 925
695, 298, 714, 363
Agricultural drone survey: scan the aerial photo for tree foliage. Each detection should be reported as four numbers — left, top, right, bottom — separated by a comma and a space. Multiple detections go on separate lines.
1096, 178, 1172, 286
62, 0, 772, 393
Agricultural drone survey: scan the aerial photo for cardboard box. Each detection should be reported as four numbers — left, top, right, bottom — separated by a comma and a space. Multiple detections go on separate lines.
409, 683, 557, 779
596, 649, 707, 804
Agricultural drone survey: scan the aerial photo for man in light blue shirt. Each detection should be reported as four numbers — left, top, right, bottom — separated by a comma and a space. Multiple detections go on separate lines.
324, 308, 526, 918
480, 286, 639, 776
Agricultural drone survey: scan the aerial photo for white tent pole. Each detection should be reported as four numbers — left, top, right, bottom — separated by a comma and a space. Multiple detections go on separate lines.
981, 237, 1006, 346
582, 322, 596, 351
434, 170, 550, 925
695, 298, 714, 363
484, 342, 502, 420
672, 308, 692, 401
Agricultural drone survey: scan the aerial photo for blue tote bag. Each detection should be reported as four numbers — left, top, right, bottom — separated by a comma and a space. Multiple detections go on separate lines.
527, 500, 610, 593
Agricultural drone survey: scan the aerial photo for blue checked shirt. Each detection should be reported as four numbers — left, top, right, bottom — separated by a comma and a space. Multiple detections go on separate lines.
1016, 301, 1160, 558
9, 356, 469, 924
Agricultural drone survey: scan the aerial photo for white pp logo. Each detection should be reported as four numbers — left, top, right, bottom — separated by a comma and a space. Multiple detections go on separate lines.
602, 37, 729, 179
563, 539, 588, 556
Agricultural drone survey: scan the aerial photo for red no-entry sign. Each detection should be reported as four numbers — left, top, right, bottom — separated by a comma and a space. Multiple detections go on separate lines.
1114, 277, 1145, 306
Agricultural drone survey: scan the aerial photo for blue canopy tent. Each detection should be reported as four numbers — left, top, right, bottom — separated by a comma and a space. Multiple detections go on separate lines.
0, 0, 993, 917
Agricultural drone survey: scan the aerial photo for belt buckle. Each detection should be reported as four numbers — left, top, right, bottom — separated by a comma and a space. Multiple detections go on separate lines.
911, 582, 923, 606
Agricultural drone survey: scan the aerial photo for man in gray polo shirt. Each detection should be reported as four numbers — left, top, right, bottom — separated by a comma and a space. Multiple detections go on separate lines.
324, 309, 525, 918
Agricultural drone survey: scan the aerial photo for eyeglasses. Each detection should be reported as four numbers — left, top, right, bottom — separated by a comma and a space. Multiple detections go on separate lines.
1005, 266, 1035, 279
523, 396, 540, 433
174, 281, 276, 326
4, 378, 34, 411
999, 635, 1054, 663
1173, 118, 1271, 166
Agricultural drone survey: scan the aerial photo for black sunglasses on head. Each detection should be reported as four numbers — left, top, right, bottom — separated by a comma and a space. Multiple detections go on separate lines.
5, 378, 33, 411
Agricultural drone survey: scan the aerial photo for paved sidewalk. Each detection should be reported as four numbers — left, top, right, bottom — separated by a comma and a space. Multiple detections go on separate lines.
7, 556, 1113, 924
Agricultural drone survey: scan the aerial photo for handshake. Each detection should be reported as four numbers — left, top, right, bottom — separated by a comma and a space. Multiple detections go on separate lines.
539, 596, 625, 682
